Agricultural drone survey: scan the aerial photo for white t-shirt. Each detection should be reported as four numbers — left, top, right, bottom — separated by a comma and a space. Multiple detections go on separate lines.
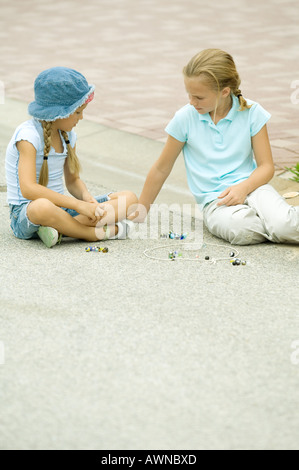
5, 119, 77, 205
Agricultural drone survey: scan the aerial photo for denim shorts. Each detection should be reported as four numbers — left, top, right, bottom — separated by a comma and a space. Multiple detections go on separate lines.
9, 193, 111, 240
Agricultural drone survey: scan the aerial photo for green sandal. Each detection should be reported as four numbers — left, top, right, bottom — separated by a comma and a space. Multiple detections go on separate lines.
37, 226, 62, 248
103, 224, 111, 240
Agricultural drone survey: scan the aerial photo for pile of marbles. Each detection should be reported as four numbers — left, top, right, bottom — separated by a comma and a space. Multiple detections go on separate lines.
230, 258, 246, 266
168, 250, 183, 260
160, 231, 188, 240
229, 251, 246, 265
85, 246, 109, 253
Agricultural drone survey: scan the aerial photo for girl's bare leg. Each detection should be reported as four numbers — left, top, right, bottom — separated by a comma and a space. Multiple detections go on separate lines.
74, 191, 138, 227
27, 198, 117, 241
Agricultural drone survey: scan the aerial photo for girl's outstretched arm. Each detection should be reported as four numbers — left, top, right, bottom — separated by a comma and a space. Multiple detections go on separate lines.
217, 125, 275, 207
130, 135, 185, 221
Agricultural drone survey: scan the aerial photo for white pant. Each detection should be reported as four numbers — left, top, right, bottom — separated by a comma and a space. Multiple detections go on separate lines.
203, 184, 299, 245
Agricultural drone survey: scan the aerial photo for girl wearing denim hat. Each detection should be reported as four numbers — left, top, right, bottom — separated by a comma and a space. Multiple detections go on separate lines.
6, 67, 137, 247
132, 49, 299, 245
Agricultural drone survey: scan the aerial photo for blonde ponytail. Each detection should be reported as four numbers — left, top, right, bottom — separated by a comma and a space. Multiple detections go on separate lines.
60, 130, 81, 176
39, 121, 52, 186
183, 49, 252, 111
234, 89, 249, 111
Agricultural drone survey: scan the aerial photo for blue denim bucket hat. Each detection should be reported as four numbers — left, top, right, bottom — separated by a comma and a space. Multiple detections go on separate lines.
28, 67, 95, 122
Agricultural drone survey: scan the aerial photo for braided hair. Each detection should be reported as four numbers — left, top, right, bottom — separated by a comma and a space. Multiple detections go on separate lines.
39, 122, 81, 187
60, 130, 81, 176
39, 121, 52, 187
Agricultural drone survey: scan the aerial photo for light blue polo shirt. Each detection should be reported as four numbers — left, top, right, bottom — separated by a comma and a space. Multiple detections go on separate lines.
165, 95, 271, 208
6, 119, 77, 205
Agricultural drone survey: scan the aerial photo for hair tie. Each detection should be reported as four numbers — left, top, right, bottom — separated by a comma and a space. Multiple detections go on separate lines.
237, 93, 242, 98
43, 156, 48, 161
65, 139, 70, 145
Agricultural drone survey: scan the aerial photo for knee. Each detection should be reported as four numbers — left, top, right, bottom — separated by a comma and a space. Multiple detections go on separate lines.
224, 213, 252, 244
227, 211, 268, 245
123, 191, 139, 217
212, 221, 254, 245
124, 191, 138, 206
110, 190, 138, 206
226, 226, 258, 245
115, 190, 138, 208
27, 198, 56, 225
206, 206, 265, 245
267, 208, 299, 243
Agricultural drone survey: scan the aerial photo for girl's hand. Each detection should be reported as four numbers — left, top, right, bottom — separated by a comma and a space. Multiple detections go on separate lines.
82, 192, 106, 221
77, 201, 99, 222
95, 205, 106, 219
217, 183, 249, 207
82, 191, 98, 204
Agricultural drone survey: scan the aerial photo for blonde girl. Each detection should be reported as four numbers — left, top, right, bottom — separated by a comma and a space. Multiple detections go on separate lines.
6, 67, 137, 247
133, 49, 299, 245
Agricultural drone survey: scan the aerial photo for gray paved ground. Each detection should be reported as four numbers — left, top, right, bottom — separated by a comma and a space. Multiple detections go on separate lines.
1, 0, 299, 451
0, 98, 299, 450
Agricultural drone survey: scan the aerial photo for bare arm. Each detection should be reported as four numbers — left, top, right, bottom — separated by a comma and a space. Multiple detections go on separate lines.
17, 140, 98, 218
138, 135, 185, 213
247, 124, 275, 191
217, 125, 275, 206
64, 146, 97, 203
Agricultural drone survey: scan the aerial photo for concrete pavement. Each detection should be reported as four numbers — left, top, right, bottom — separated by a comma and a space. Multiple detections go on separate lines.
1, 0, 299, 169
0, 97, 299, 450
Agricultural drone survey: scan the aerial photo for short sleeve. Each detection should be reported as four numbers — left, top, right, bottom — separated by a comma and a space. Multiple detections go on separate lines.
165, 106, 189, 143
14, 125, 41, 152
249, 102, 271, 137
